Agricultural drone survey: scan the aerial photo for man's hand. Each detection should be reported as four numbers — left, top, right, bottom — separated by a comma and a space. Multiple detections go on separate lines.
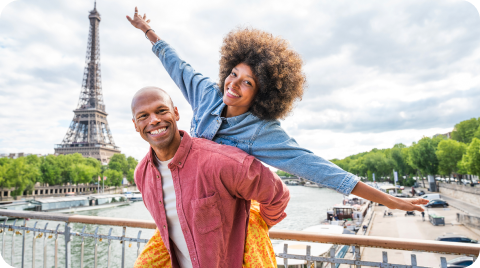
385, 197, 429, 212
126, 7, 151, 33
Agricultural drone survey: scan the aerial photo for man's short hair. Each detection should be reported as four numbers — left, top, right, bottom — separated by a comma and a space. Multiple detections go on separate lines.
131, 87, 175, 117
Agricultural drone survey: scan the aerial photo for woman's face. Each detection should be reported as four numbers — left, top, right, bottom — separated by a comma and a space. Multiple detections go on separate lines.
223, 63, 259, 111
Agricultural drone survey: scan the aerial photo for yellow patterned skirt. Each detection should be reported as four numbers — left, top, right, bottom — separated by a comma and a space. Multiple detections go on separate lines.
134, 201, 276, 268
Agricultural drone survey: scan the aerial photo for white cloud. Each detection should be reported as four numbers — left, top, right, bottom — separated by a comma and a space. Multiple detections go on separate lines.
1, 0, 480, 162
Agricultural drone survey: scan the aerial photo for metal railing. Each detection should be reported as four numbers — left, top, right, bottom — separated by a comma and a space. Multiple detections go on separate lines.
0, 209, 479, 268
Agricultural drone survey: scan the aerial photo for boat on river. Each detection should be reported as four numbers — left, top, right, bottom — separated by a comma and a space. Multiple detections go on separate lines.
123, 191, 143, 202
275, 225, 349, 267
28, 195, 131, 213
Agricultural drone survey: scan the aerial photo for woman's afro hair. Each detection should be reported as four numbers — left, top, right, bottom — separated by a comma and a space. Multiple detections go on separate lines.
218, 27, 306, 121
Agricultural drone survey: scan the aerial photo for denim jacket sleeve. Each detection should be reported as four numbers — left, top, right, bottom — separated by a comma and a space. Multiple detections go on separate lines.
152, 40, 217, 111
251, 120, 360, 195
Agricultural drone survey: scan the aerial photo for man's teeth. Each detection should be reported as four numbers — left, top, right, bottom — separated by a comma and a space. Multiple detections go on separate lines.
228, 89, 239, 97
150, 128, 166, 135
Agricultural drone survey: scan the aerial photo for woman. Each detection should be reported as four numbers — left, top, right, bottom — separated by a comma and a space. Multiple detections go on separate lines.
127, 7, 428, 268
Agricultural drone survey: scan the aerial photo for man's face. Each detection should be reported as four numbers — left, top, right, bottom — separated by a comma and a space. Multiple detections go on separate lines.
132, 89, 180, 150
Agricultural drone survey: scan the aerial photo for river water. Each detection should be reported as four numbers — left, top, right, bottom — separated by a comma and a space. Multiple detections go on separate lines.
3, 186, 343, 267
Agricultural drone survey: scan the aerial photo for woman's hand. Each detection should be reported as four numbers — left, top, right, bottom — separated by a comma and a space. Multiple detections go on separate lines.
126, 7, 151, 33
385, 197, 429, 212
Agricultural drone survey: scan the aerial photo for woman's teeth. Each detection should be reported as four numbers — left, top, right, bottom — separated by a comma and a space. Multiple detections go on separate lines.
150, 128, 166, 135
228, 88, 240, 97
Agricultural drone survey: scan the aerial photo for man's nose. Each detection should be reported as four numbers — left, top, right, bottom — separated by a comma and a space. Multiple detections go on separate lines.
149, 114, 161, 124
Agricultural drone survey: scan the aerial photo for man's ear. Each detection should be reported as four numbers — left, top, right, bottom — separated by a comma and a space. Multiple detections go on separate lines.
174, 107, 180, 121
132, 118, 140, 132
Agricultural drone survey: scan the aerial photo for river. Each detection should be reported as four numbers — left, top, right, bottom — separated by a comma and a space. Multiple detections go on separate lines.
3, 185, 343, 267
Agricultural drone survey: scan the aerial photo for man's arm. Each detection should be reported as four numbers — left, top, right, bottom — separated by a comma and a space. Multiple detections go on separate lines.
228, 156, 290, 227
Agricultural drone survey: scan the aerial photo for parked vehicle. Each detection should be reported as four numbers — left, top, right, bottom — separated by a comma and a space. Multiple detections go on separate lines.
393, 193, 409, 198
425, 199, 449, 208
416, 190, 425, 196
405, 211, 415, 216
420, 194, 441, 201
436, 235, 478, 244
441, 256, 474, 267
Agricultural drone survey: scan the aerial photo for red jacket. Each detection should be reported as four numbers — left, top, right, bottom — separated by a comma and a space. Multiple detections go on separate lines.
135, 131, 290, 268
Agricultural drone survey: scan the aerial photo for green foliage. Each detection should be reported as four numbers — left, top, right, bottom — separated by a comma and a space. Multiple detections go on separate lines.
463, 138, 480, 176
276, 170, 294, 177
0, 153, 139, 196
436, 139, 467, 175
6, 157, 40, 197
104, 169, 123, 186
451, 118, 480, 144
409, 136, 443, 175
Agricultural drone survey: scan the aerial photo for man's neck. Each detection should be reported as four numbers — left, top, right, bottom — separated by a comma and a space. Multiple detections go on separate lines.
152, 133, 182, 161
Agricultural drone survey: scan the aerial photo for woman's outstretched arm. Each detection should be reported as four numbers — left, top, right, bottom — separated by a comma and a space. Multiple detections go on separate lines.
126, 7, 216, 111
126, 7, 160, 44
251, 121, 428, 212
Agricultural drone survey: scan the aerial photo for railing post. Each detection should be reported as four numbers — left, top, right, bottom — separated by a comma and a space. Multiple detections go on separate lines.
329, 245, 337, 268
440, 257, 448, 268
305, 245, 312, 268
64, 222, 71, 268
136, 230, 142, 258
94, 226, 99, 268
32, 222, 38, 268
411, 254, 417, 267
107, 228, 113, 268
80, 226, 86, 268
21, 219, 26, 268
43, 223, 49, 268
354, 246, 361, 268
11, 219, 17, 266
1, 218, 6, 260
283, 243, 288, 267
121, 226, 126, 268
54, 224, 60, 268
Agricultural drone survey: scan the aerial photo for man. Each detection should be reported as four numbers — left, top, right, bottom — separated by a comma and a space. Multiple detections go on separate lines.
132, 87, 290, 268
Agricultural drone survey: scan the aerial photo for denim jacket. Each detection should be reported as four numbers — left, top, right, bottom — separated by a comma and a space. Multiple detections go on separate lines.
152, 40, 359, 195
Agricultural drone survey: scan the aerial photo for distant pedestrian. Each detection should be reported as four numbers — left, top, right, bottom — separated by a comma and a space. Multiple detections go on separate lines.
411, 187, 416, 197
421, 211, 425, 221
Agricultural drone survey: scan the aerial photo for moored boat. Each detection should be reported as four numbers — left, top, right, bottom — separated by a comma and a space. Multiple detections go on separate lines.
28, 195, 131, 213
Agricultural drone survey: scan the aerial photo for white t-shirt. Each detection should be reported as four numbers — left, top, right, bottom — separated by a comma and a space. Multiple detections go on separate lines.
154, 154, 192, 268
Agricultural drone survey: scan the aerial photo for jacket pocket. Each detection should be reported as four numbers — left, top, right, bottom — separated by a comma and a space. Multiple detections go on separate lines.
191, 192, 222, 234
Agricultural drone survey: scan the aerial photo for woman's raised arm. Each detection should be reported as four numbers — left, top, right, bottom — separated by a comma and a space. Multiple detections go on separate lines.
126, 7, 160, 45
126, 7, 216, 111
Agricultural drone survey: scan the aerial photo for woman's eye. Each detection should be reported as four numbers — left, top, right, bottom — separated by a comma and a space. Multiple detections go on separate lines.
245, 80, 251, 86
231, 72, 236, 77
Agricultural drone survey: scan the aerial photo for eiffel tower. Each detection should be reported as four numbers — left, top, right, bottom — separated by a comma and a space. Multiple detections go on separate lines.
55, 2, 120, 164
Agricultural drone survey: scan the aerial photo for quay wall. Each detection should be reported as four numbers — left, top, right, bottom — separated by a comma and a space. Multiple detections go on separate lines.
0, 184, 138, 201
438, 183, 480, 206
457, 213, 480, 233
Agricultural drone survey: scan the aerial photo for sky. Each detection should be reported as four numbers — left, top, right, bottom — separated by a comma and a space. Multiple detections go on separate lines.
1, 0, 480, 162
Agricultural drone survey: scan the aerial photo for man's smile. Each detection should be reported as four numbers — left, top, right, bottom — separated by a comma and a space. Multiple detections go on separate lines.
147, 126, 168, 137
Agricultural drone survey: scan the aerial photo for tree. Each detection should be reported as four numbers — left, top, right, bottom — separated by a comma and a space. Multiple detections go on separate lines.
463, 138, 480, 178
451, 118, 480, 144
109, 154, 129, 176
436, 139, 467, 177
6, 158, 40, 197
104, 169, 123, 187
40, 155, 62, 185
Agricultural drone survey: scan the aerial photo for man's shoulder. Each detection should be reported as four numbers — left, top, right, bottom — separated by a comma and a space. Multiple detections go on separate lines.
190, 138, 250, 164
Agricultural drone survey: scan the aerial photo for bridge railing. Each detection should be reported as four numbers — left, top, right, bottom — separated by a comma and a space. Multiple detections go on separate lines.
0, 209, 478, 268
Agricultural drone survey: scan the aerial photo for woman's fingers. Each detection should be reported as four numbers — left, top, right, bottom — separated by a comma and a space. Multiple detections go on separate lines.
146, 19, 151, 23
126, 15, 133, 23
143, 14, 147, 20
